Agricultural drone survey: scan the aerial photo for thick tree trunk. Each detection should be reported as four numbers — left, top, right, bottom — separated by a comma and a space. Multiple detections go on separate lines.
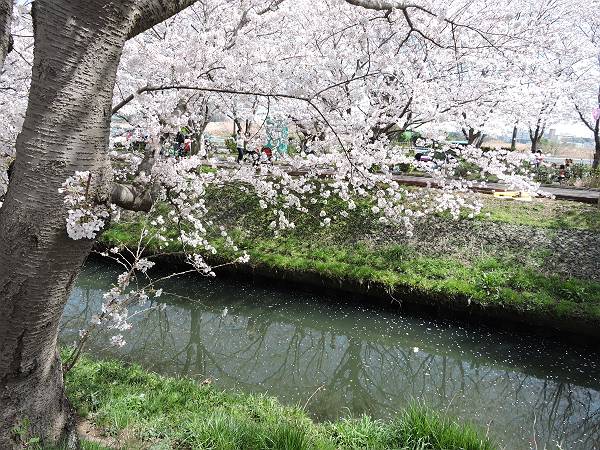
1, 0, 202, 444
596, 79, 600, 169
531, 138, 538, 154
594, 133, 600, 170
475, 133, 485, 148
0, 0, 13, 70
0, 1, 130, 446
190, 102, 210, 156
233, 117, 242, 136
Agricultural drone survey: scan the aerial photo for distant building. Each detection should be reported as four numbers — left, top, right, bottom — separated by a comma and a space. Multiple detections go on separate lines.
558, 135, 594, 148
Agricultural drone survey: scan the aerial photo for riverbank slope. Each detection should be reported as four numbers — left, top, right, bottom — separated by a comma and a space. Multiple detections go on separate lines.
99, 185, 600, 340
65, 354, 496, 449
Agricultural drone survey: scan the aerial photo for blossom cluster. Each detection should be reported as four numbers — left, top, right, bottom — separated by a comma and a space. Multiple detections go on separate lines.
59, 171, 111, 240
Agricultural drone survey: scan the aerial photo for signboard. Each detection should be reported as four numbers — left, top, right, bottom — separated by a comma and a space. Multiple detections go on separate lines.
265, 117, 289, 155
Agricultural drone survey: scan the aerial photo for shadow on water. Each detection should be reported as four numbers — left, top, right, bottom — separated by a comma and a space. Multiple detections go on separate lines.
61, 260, 600, 450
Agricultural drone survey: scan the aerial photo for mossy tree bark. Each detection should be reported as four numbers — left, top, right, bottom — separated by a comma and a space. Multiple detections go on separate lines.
0, 0, 199, 447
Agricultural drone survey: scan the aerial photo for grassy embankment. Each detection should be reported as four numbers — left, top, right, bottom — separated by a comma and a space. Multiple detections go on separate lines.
64, 354, 495, 449
100, 184, 600, 324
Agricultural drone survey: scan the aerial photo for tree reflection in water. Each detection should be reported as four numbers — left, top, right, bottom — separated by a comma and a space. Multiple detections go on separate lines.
61, 262, 600, 450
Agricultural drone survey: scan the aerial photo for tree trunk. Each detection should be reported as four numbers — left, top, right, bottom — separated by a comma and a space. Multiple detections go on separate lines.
596, 79, 600, 170
594, 120, 600, 170
0, 1, 130, 446
463, 127, 483, 147
475, 133, 485, 148
191, 120, 209, 156
0, 0, 201, 447
529, 121, 545, 153
233, 117, 242, 136
511, 123, 518, 152
0, 0, 13, 70
531, 137, 539, 154
190, 102, 210, 156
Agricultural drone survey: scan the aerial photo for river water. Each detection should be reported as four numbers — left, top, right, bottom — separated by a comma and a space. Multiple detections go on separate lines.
60, 260, 600, 449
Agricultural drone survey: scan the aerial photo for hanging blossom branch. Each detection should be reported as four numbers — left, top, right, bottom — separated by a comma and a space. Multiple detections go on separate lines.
108, 70, 392, 176
63, 204, 251, 372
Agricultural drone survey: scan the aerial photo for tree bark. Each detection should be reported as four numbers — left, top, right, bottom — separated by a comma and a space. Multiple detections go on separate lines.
463, 127, 483, 147
530, 137, 538, 154
573, 94, 600, 169
596, 70, 600, 170
528, 110, 547, 155
529, 122, 545, 154
0, 2, 130, 446
0, 0, 13, 70
511, 123, 518, 152
475, 133, 485, 148
0, 0, 200, 446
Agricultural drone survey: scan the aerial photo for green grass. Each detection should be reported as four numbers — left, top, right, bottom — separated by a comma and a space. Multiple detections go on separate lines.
479, 196, 600, 231
239, 239, 600, 320
64, 354, 495, 450
80, 442, 112, 450
46, 441, 112, 450
18, 437, 110, 450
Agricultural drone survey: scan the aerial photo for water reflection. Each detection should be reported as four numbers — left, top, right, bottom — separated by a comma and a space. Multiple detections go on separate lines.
61, 261, 600, 450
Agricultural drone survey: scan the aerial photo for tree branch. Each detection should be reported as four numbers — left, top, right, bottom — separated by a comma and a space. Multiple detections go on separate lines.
112, 86, 152, 114
128, 84, 354, 155
343, 0, 411, 10
128, 0, 200, 40
110, 183, 155, 212
574, 103, 595, 132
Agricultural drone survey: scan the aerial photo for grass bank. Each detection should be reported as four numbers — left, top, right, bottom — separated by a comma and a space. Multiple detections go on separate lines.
477, 195, 600, 231
99, 185, 600, 336
65, 354, 495, 449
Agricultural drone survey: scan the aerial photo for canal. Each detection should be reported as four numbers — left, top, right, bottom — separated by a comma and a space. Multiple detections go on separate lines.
60, 260, 600, 449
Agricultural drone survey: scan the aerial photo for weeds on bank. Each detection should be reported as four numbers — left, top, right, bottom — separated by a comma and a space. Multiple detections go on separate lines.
64, 354, 496, 450
47, 442, 111, 450
477, 196, 600, 231
11, 418, 110, 450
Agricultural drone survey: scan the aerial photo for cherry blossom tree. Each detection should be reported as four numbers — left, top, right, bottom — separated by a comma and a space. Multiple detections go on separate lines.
0, 0, 575, 446
569, 5, 600, 168
0, 1, 208, 445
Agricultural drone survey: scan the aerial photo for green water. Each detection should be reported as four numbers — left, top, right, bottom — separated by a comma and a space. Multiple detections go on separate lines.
61, 260, 600, 449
